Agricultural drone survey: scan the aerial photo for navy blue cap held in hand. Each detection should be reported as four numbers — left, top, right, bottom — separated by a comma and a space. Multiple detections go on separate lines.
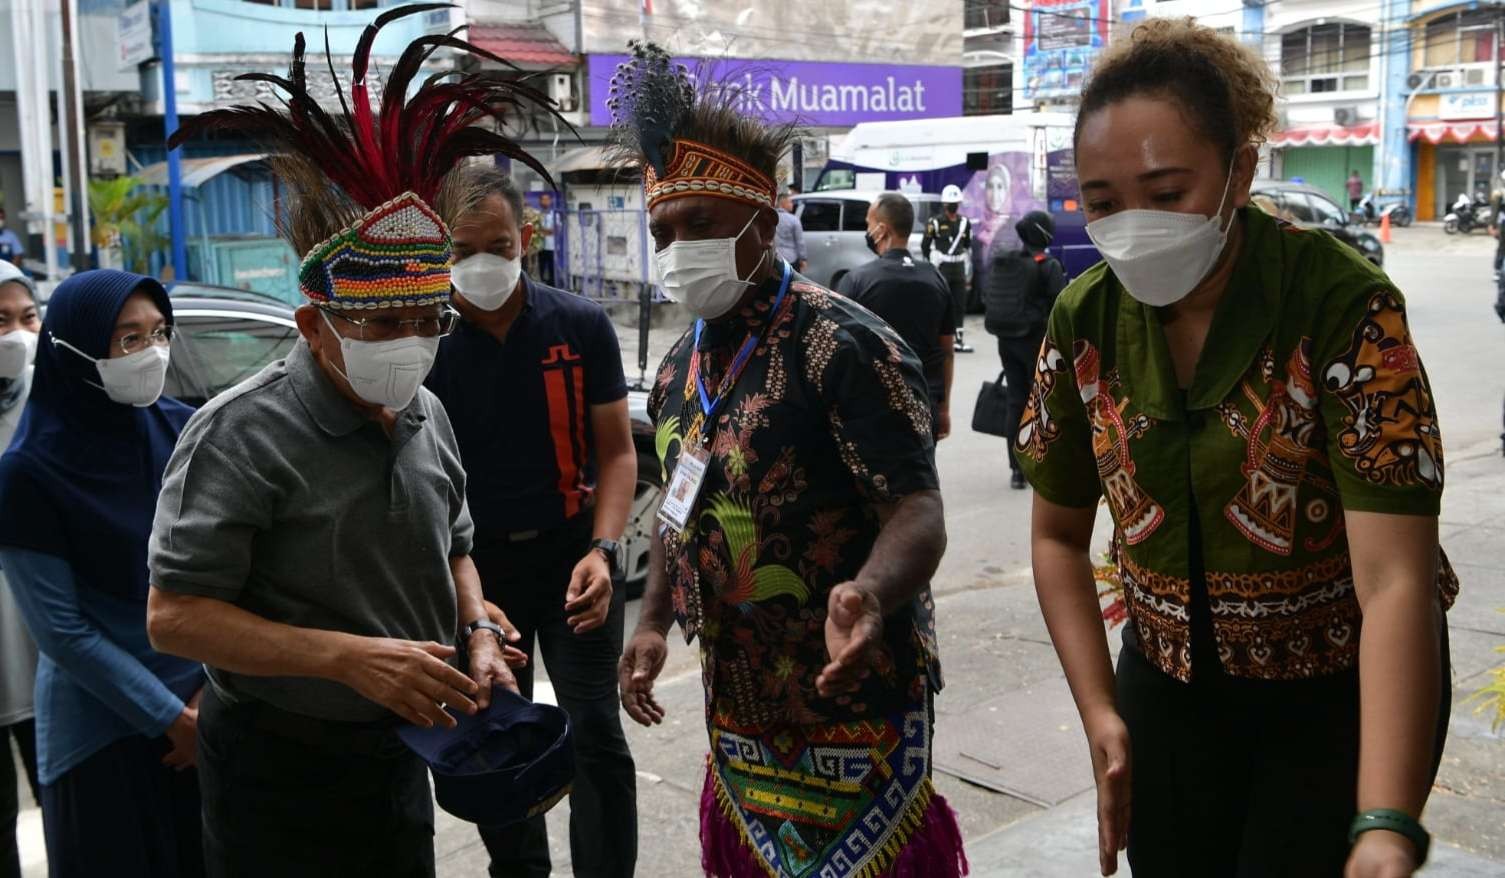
398, 688, 574, 827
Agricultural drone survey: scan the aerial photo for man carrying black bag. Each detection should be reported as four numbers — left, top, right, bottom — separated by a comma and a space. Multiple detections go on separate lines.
983, 211, 1066, 488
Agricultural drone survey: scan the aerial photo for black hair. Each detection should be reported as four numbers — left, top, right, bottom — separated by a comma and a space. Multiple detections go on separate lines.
461, 166, 526, 230
872, 193, 914, 239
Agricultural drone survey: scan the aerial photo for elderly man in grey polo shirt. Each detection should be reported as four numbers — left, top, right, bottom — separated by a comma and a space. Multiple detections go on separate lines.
146, 293, 524, 874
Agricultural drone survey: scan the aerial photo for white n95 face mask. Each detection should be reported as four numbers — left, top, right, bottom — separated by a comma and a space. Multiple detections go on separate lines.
654, 212, 767, 320
321, 312, 438, 411
53, 334, 170, 407
0, 330, 38, 380
451, 253, 522, 312
1085, 169, 1236, 307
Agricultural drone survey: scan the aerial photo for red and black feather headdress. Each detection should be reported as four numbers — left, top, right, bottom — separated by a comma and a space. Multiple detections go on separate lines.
167, 3, 567, 307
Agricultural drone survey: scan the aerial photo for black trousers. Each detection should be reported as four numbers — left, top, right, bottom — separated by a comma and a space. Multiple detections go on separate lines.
1115, 627, 1451, 877
538, 250, 557, 287
939, 262, 968, 329
996, 334, 1041, 471
472, 514, 637, 878
1, 720, 38, 878
39, 730, 203, 878
197, 686, 434, 878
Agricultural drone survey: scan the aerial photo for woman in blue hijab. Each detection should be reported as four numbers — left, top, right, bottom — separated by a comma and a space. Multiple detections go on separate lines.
0, 270, 204, 878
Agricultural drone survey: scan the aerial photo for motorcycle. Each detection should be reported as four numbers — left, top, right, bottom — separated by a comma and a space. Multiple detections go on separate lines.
1353, 192, 1413, 228
1443, 192, 1490, 234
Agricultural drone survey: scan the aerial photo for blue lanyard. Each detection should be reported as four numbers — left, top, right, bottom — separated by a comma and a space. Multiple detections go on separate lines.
692, 261, 792, 424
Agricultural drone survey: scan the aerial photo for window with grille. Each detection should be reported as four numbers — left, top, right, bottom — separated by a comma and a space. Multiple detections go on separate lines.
1281, 23, 1371, 95
1423, 10, 1497, 73
965, 0, 1009, 30
964, 63, 1013, 116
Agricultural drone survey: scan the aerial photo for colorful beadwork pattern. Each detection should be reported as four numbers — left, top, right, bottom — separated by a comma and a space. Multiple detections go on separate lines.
644, 139, 778, 212
298, 191, 454, 310
702, 704, 962, 878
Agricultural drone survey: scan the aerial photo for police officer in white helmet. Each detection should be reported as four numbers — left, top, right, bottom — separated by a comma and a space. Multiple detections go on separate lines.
921, 185, 974, 353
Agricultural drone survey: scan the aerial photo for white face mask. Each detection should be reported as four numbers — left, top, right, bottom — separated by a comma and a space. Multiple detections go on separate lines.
654, 212, 767, 320
321, 311, 439, 411
451, 252, 522, 312
53, 334, 170, 407
1085, 168, 1236, 307
0, 330, 38, 380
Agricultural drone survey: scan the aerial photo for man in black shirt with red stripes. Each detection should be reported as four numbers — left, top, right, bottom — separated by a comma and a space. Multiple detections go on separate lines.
426, 168, 638, 878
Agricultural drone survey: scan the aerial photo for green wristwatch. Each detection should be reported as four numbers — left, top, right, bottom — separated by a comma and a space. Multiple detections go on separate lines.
1349, 809, 1430, 866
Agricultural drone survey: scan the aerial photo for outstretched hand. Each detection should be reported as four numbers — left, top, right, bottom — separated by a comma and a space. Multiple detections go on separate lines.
816, 583, 884, 697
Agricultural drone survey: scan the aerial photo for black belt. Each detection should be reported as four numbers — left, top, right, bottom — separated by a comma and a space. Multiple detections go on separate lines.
479, 508, 594, 547
232, 695, 409, 760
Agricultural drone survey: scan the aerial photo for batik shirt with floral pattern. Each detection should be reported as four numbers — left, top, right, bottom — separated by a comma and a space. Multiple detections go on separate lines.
1016, 206, 1457, 683
647, 266, 942, 728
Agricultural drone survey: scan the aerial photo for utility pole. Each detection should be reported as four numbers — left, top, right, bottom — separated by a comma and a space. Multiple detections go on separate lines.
1496, 8, 1503, 188
156, 0, 188, 281
59, 0, 90, 271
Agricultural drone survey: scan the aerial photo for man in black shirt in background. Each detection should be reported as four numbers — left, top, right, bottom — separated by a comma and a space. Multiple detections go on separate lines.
426, 168, 638, 878
839, 192, 954, 439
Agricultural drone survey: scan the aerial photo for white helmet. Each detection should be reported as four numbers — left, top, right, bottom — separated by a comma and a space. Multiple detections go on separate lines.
941, 184, 963, 204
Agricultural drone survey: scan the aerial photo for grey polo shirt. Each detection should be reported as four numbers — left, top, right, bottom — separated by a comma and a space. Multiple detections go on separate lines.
149, 340, 474, 722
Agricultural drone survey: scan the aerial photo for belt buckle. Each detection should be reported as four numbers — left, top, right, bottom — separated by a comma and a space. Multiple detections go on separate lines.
508, 529, 541, 542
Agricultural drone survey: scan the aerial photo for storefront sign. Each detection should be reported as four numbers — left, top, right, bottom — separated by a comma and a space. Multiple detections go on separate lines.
586, 55, 961, 127
1438, 91, 1497, 121
117, 1, 154, 70
1021, 0, 1110, 102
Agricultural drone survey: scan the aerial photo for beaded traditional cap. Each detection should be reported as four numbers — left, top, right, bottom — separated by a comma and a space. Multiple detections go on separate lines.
297, 192, 452, 309
642, 140, 777, 212
169, 3, 561, 309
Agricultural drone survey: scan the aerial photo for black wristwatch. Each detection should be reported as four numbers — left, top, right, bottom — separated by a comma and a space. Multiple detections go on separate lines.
590, 538, 621, 577
462, 618, 505, 647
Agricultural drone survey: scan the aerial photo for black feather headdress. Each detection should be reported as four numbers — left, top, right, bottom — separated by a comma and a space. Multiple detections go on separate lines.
605, 41, 695, 178
604, 41, 798, 214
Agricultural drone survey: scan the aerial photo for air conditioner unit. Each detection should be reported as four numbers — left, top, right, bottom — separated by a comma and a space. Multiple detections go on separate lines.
1406, 72, 1427, 91
1435, 71, 1457, 89
1333, 107, 1354, 126
548, 73, 576, 112
1465, 67, 1487, 85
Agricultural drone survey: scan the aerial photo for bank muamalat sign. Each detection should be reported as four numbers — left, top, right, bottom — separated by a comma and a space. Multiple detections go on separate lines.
587, 55, 961, 127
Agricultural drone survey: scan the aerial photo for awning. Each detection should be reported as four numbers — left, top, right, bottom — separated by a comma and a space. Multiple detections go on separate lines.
466, 21, 575, 68
1269, 122, 1380, 147
135, 153, 269, 188
550, 145, 615, 175
1408, 120, 1500, 143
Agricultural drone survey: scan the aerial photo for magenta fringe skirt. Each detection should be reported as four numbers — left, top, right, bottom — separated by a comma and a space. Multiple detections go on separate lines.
698, 763, 969, 878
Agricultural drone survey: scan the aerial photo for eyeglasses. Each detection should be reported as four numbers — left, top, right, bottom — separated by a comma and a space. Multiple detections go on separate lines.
321, 307, 459, 341
118, 326, 174, 356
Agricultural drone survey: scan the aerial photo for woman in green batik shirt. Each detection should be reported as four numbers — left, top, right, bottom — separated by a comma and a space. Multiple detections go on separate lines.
1017, 19, 1456, 878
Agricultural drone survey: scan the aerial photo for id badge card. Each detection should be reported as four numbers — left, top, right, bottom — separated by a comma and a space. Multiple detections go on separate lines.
657, 446, 710, 532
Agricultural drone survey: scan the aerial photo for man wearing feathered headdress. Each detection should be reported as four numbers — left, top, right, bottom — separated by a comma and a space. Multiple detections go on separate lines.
143, 6, 558, 874
610, 44, 968, 878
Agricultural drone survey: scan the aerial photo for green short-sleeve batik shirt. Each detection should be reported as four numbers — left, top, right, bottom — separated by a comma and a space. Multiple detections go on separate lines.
1016, 206, 1457, 682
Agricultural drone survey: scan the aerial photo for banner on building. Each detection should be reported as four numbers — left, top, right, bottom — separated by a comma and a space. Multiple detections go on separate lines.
586, 55, 962, 127
1021, 0, 1110, 102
